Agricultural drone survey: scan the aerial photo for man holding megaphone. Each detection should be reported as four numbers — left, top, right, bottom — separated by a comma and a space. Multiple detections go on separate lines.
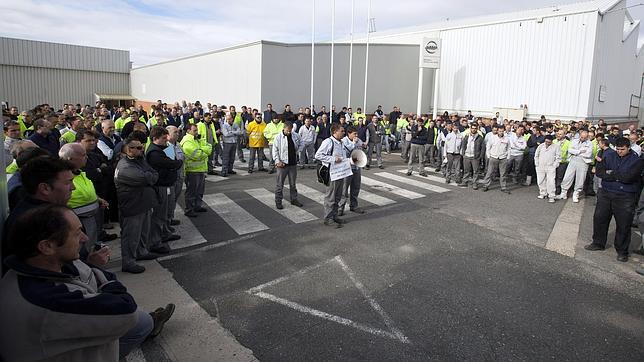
339, 126, 367, 216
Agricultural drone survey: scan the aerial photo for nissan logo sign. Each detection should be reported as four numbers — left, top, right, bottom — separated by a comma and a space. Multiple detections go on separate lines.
425, 41, 438, 54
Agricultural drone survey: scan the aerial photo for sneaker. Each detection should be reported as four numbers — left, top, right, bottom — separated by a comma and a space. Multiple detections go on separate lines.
229, 170, 237, 175
584, 243, 605, 251
184, 211, 198, 218
537, 195, 546, 199
556, 193, 567, 200
240, 159, 247, 163
472, 185, 478, 190
572, 192, 580, 203
324, 219, 343, 228
276, 203, 284, 210
350, 207, 365, 214
482, 187, 489, 192
291, 200, 303, 207
378, 165, 384, 169
617, 254, 629, 262
500, 188, 511, 194
406, 171, 412, 176
365, 165, 371, 170
548, 198, 555, 203
122, 264, 145, 274
248, 169, 254, 173
195, 207, 208, 213
148, 303, 176, 339
333, 217, 347, 225
457, 182, 467, 187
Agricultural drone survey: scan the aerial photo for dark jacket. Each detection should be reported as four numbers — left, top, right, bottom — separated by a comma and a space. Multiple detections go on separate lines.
317, 123, 331, 140
115, 156, 159, 217
410, 125, 428, 145
596, 149, 643, 194
83, 149, 111, 197
28, 132, 60, 157
0, 256, 137, 362
145, 143, 183, 187
460, 133, 484, 159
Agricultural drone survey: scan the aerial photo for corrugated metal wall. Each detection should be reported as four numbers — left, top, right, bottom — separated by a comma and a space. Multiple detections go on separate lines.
0, 37, 129, 73
435, 11, 598, 120
0, 37, 130, 111
1, 65, 129, 110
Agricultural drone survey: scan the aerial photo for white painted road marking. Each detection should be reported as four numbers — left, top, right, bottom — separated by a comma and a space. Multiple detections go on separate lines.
377, 172, 450, 193
289, 183, 395, 207
246, 188, 318, 224
247, 256, 410, 344
286, 184, 325, 205
203, 193, 269, 235
545, 198, 584, 257
361, 176, 425, 199
356, 189, 396, 206
396, 169, 453, 186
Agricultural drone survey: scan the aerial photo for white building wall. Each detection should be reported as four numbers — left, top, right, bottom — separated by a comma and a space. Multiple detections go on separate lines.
260, 43, 420, 113
588, 1, 642, 120
433, 12, 598, 120
131, 43, 263, 108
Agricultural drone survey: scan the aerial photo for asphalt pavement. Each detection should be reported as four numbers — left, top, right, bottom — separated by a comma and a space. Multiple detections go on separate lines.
136, 151, 644, 361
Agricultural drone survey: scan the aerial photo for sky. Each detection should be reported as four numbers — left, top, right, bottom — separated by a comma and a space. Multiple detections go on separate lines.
1, 0, 643, 67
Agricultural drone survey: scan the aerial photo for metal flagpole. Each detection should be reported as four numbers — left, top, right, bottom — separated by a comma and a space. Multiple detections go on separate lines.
310, 0, 315, 110
363, 0, 372, 112
347, 0, 354, 108
330, 0, 335, 112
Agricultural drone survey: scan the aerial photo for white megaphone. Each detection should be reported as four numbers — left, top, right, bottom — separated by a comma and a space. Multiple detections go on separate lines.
350, 149, 368, 168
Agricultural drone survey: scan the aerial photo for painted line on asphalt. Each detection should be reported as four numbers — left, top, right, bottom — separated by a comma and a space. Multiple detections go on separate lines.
395, 169, 454, 186
202, 193, 269, 235
376, 172, 450, 193
288, 183, 396, 207
335, 256, 410, 343
361, 176, 425, 199
285, 184, 325, 205
246, 188, 318, 223
247, 256, 410, 344
545, 198, 584, 258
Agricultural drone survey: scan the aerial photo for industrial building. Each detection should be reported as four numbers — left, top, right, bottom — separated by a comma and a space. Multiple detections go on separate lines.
0, 37, 132, 111
131, 0, 644, 122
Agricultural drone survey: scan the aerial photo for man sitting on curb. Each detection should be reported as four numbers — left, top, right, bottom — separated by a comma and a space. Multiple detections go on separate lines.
0, 205, 175, 361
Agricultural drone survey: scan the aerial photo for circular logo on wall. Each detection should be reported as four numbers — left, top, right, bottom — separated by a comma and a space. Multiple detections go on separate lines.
425, 41, 438, 54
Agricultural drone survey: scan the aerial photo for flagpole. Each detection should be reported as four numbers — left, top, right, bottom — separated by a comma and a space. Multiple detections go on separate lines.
330, 0, 335, 112
363, 0, 372, 112
310, 0, 315, 110
347, 0, 355, 108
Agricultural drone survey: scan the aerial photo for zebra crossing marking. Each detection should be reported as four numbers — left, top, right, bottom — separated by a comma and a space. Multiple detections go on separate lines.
202, 193, 269, 235
360, 176, 425, 199
395, 169, 452, 185
246, 188, 318, 223
377, 172, 450, 193
287, 183, 396, 207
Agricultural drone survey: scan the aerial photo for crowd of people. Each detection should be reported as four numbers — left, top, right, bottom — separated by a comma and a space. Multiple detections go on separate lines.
1, 99, 644, 359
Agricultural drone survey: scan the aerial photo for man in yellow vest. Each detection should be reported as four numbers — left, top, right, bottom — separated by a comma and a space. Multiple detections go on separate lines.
59, 143, 108, 251
180, 123, 212, 217
114, 111, 131, 136
263, 116, 284, 174
197, 113, 219, 175
246, 113, 267, 173
59, 116, 82, 146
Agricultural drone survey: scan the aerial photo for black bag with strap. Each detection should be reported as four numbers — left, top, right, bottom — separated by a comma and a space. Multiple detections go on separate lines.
316, 139, 335, 186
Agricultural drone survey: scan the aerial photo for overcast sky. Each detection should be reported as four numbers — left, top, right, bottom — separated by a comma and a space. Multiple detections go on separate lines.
1, 0, 643, 66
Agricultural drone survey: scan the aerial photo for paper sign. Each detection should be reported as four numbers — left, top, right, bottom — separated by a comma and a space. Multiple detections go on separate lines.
330, 159, 353, 182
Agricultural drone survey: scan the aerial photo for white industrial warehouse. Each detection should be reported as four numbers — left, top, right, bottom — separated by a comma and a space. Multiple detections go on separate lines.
130, 0, 644, 122
1, 0, 643, 123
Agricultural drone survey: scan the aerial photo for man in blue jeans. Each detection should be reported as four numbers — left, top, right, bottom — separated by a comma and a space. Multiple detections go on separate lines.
0, 205, 175, 360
